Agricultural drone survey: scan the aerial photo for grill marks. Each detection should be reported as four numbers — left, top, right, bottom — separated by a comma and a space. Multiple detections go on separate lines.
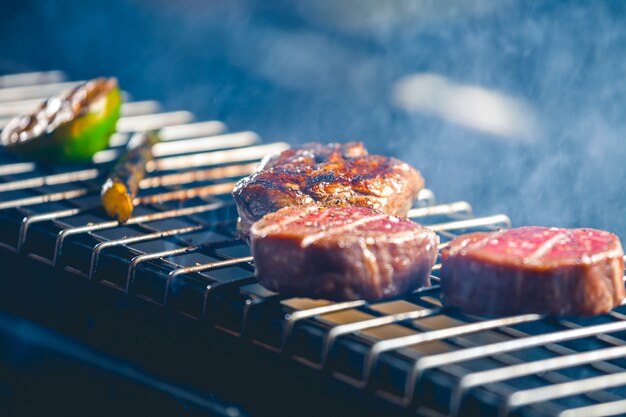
256, 141, 368, 171
232, 142, 424, 236
237, 142, 434, 300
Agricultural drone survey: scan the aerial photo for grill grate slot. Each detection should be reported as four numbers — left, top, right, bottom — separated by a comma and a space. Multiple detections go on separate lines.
1, 71, 625, 417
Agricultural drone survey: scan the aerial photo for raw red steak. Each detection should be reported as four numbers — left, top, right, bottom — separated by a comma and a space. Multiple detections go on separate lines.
233, 142, 424, 236
440, 226, 625, 316
250, 205, 439, 301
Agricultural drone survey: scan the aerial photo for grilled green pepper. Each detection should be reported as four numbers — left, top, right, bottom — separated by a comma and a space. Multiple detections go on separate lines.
0, 77, 121, 163
101, 131, 160, 222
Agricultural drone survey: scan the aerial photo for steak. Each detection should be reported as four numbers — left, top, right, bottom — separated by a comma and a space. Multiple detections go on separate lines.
255, 141, 368, 171
440, 226, 625, 316
232, 142, 424, 236
250, 205, 439, 301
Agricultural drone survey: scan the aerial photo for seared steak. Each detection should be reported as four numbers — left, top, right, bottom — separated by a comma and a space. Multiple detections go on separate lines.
255, 141, 368, 171
440, 226, 625, 316
233, 142, 424, 236
250, 205, 439, 301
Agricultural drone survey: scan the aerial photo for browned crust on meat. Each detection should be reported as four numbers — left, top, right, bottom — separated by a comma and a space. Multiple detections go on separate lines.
233, 142, 424, 236
256, 141, 368, 171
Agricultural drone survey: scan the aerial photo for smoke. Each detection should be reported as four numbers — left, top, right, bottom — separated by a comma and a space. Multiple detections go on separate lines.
2, 0, 626, 238
392, 73, 539, 142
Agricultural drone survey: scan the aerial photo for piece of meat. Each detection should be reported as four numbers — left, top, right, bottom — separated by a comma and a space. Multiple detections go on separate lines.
256, 141, 368, 171
232, 142, 424, 236
250, 205, 439, 301
440, 226, 625, 316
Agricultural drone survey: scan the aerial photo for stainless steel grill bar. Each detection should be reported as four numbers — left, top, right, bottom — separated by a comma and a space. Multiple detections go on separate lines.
166, 256, 254, 280
5, 182, 231, 233
0, 188, 90, 210
313, 308, 440, 370
159, 121, 227, 141
405, 319, 626, 407
151, 142, 289, 171
0, 97, 46, 116
228, 294, 284, 339
51, 201, 226, 266
50, 136, 250, 194
108, 120, 226, 147
119, 100, 162, 117
503, 372, 626, 417
115, 111, 195, 132
0, 137, 265, 211
16, 208, 82, 253
139, 162, 257, 188
428, 214, 512, 232
1, 117, 220, 160
136, 182, 236, 205
96, 131, 263, 165
164, 256, 255, 306
202, 277, 260, 333
0, 169, 100, 193
559, 399, 626, 417
126, 246, 199, 293
416, 189, 436, 206
10, 150, 269, 254
152, 131, 259, 157
437, 241, 451, 250
0, 80, 82, 102
451, 344, 626, 416
280, 301, 368, 352
352, 314, 543, 389
0, 99, 160, 123
0, 162, 36, 176
407, 201, 472, 219
559, 316, 626, 349
89, 225, 205, 280
0, 129, 254, 185
0, 70, 65, 88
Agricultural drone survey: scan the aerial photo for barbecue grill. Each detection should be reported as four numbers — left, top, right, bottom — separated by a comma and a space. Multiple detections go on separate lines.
1, 71, 626, 417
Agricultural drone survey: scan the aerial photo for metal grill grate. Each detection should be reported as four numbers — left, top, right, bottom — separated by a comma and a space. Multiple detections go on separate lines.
1, 71, 626, 417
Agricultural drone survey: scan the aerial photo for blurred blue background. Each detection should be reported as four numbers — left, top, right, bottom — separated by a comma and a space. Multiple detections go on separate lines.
1, 0, 625, 237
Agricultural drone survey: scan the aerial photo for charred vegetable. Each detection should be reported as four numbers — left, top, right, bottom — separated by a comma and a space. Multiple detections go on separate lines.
0, 77, 121, 163
101, 131, 159, 222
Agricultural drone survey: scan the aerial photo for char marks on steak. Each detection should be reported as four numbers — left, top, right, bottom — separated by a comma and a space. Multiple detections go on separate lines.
251, 205, 439, 301
232, 142, 424, 236
441, 226, 625, 316
256, 141, 368, 171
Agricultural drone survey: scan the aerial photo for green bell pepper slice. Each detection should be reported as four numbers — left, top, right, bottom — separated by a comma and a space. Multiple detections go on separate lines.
0, 77, 122, 163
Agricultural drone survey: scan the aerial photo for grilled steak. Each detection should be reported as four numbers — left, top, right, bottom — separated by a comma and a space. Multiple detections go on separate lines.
233, 142, 424, 236
250, 205, 439, 301
440, 226, 625, 316
255, 141, 368, 171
